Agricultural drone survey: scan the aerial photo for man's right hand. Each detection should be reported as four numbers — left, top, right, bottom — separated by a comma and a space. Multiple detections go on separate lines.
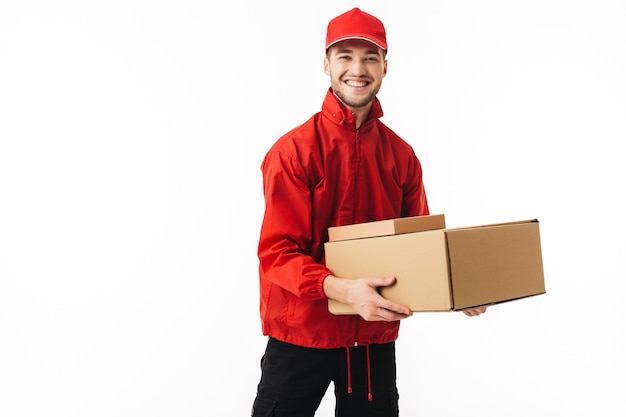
323, 275, 413, 321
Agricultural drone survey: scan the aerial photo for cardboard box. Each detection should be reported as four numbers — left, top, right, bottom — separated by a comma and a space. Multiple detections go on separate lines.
328, 214, 446, 242
325, 215, 545, 314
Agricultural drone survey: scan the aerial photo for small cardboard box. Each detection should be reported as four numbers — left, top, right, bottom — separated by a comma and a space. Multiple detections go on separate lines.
328, 214, 447, 242
325, 214, 545, 314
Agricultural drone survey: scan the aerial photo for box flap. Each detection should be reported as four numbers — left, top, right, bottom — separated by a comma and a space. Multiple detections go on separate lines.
328, 214, 446, 242
448, 218, 539, 231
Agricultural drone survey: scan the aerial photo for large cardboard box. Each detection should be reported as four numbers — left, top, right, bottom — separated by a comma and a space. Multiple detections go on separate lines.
325, 214, 545, 314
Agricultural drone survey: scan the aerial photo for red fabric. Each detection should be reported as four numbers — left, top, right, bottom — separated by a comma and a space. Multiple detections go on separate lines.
257, 88, 429, 349
325, 8, 387, 51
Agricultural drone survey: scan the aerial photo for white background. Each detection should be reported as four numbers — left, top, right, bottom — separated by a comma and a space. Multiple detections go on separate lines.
1, 1, 624, 416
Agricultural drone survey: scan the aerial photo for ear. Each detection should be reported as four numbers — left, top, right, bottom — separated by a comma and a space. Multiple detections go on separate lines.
383, 59, 388, 77
323, 56, 330, 75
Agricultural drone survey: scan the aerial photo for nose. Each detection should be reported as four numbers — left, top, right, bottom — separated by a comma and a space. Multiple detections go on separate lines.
348, 60, 367, 77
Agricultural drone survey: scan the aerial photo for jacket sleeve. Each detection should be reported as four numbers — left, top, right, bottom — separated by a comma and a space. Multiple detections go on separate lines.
257, 149, 332, 301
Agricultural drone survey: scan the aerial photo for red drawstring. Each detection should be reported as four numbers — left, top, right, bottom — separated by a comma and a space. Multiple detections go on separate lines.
345, 347, 353, 394
345, 344, 373, 401
366, 344, 372, 401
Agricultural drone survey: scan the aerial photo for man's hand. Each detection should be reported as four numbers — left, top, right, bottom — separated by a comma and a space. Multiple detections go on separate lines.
323, 275, 412, 321
461, 306, 487, 317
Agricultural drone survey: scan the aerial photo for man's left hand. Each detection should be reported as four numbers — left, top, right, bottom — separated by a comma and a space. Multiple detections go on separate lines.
462, 306, 487, 317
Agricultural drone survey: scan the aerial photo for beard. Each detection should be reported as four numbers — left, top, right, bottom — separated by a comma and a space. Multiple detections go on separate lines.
331, 79, 381, 109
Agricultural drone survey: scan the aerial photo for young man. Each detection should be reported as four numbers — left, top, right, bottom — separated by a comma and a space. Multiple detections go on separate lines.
252, 8, 486, 417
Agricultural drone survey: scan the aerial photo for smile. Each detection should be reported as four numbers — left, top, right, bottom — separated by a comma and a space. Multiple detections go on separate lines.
345, 80, 368, 87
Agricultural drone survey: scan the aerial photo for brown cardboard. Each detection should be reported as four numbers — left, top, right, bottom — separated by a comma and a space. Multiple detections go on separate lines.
325, 217, 545, 314
328, 213, 446, 242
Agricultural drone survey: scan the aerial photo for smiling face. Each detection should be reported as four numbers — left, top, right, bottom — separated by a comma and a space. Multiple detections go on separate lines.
324, 39, 387, 120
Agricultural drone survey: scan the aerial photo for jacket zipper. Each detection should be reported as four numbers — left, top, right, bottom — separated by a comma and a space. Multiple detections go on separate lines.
353, 129, 361, 221
353, 127, 363, 346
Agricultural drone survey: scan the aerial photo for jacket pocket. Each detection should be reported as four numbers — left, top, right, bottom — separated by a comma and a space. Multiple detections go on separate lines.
286, 293, 297, 321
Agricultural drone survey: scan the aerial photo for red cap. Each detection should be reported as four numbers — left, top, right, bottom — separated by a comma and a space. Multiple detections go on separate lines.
325, 8, 387, 51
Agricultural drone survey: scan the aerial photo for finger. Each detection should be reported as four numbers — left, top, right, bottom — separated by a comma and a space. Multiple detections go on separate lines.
380, 302, 411, 316
369, 276, 395, 288
380, 306, 412, 321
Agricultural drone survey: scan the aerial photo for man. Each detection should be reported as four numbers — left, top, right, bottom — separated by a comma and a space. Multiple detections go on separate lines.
252, 8, 486, 417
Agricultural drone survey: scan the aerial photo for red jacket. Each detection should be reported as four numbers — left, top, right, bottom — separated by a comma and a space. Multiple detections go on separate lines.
258, 88, 429, 349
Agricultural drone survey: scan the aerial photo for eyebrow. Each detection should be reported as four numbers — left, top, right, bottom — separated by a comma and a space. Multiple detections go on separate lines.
335, 48, 381, 56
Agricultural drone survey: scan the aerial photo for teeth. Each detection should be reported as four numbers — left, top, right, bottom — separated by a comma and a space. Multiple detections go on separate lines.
346, 80, 367, 87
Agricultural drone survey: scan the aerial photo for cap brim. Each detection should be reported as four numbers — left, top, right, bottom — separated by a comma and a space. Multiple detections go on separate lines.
326, 36, 387, 51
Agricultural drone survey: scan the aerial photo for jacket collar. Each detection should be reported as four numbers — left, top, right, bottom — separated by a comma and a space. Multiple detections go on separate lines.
321, 88, 384, 128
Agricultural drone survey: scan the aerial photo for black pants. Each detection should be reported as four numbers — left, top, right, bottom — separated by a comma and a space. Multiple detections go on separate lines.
251, 337, 400, 417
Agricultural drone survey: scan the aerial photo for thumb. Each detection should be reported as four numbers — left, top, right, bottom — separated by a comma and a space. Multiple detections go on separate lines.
378, 276, 397, 287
